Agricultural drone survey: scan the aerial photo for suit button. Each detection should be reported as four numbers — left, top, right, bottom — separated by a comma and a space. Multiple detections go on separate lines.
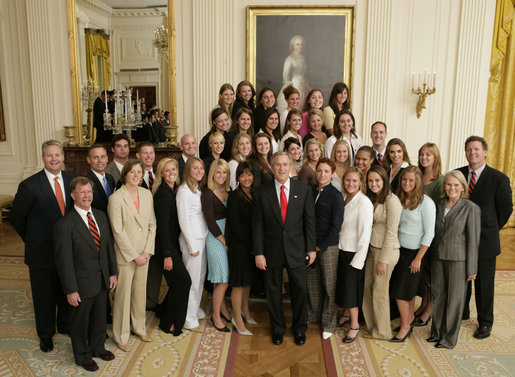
139, 228, 142, 231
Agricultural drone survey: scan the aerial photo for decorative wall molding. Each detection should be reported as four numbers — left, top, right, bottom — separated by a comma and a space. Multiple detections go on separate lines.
76, 0, 113, 17
113, 8, 165, 17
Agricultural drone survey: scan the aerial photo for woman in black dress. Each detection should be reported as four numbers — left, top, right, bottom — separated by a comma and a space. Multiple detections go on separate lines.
199, 108, 231, 160
152, 158, 191, 336
232, 80, 256, 119
227, 162, 257, 336
249, 132, 274, 188
383, 138, 411, 192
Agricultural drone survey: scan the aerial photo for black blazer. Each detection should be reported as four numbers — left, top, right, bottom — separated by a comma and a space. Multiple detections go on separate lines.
86, 170, 115, 213
199, 130, 231, 161
11, 170, 76, 268
153, 183, 181, 259
177, 155, 187, 181
54, 209, 117, 299
252, 179, 316, 269
312, 183, 344, 251
457, 165, 512, 259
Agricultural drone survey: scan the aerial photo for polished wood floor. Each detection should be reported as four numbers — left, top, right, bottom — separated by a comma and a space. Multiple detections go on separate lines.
1, 220, 513, 376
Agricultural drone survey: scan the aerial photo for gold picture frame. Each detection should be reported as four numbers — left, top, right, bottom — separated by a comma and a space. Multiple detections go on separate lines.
247, 6, 354, 106
0, 76, 5, 141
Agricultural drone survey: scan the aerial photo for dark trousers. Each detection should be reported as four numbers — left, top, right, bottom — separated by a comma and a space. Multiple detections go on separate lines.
29, 267, 69, 340
70, 287, 108, 365
265, 264, 307, 335
146, 254, 163, 309
463, 257, 496, 327
159, 252, 192, 335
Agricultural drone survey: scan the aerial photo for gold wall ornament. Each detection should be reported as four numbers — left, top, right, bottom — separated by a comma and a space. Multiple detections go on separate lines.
63, 125, 78, 146
411, 70, 436, 118
67, 0, 82, 144
168, 0, 178, 145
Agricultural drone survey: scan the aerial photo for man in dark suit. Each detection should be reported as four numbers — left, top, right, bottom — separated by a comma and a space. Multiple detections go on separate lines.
136, 141, 155, 190
458, 136, 512, 339
105, 134, 130, 186
11, 140, 75, 352
93, 91, 113, 143
370, 121, 387, 166
86, 145, 115, 213
177, 134, 198, 180
253, 152, 316, 346
54, 177, 118, 372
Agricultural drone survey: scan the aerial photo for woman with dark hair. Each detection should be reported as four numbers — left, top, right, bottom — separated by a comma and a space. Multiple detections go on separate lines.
216, 83, 235, 120
253, 87, 277, 134
283, 137, 302, 177
108, 159, 156, 351
232, 80, 256, 119
300, 89, 324, 138
199, 108, 231, 160
330, 139, 352, 192
389, 166, 435, 342
298, 138, 323, 186
303, 109, 330, 146
307, 157, 344, 340
227, 162, 257, 336
177, 157, 208, 330
335, 167, 374, 343
202, 131, 225, 174
325, 110, 363, 165
226, 107, 254, 152
429, 170, 480, 349
413, 142, 444, 327
228, 133, 253, 190
383, 138, 411, 192
362, 165, 402, 340
355, 146, 375, 177
202, 159, 232, 332
323, 82, 350, 133
249, 132, 274, 188
280, 84, 300, 133
279, 109, 303, 152
152, 158, 191, 336
260, 108, 281, 154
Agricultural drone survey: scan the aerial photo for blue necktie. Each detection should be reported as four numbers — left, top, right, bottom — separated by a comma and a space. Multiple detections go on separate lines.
103, 175, 111, 197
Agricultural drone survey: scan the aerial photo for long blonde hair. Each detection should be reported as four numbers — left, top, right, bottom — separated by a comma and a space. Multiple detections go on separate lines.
207, 159, 230, 192
331, 139, 351, 171
180, 157, 206, 193
152, 158, 180, 194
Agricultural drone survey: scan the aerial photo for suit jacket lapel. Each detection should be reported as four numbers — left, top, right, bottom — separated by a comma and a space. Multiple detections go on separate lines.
39, 171, 63, 216
89, 172, 108, 202
265, 184, 283, 227
72, 210, 98, 252
120, 186, 145, 228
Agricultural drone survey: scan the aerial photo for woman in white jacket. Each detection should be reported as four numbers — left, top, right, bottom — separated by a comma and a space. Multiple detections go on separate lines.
176, 157, 208, 330
335, 167, 374, 343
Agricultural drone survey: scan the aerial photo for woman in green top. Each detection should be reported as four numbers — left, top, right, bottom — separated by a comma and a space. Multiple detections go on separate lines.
413, 142, 443, 326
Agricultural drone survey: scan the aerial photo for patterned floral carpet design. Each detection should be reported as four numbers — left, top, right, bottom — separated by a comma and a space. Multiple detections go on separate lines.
325, 270, 515, 376
0, 257, 236, 377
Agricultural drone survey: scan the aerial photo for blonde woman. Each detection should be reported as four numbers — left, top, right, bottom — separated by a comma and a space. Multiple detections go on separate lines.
228, 133, 253, 190
298, 138, 322, 186
330, 139, 352, 192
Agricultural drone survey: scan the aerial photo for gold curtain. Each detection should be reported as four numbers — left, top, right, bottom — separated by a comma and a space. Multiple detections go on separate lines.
484, 0, 515, 227
85, 30, 111, 91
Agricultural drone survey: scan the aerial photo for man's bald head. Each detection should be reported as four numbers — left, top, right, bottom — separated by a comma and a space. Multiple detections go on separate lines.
180, 134, 198, 158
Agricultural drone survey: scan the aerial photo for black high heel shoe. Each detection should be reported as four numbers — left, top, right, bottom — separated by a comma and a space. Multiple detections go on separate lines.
394, 318, 415, 332
343, 327, 360, 343
210, 316, 230, 333
390, 326, 413, 343
413, 315, 431, 327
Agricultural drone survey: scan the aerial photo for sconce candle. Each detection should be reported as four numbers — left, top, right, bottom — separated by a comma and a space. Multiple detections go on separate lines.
411, 69, 436, 118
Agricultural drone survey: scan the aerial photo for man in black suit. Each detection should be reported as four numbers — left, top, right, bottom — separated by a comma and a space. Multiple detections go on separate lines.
86, 145, 115, 213
136, 141, 156, 190
105, 134, 130, 186
11, 140, 75, 352
458, 136, 512, 339
54, 177, 118, 372
177, 134, 198, 180
253, 152, 316, 346
93, 91, 113, 142
370, 121, 387, 166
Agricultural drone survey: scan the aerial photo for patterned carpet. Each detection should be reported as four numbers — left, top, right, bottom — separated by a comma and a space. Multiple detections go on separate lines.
0, 257, 236, 377
325, 270, 515, 376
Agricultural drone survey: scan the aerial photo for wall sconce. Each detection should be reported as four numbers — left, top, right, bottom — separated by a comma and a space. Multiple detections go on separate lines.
411, 70, 436, 118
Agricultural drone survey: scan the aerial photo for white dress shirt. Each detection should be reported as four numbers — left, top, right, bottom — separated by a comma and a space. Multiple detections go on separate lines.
274, 178, 290, 205
44, 169, 66, 205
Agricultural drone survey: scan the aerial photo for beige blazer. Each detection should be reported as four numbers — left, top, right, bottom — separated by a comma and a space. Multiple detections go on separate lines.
107, 185, 156, 265
369, 193, 402, 264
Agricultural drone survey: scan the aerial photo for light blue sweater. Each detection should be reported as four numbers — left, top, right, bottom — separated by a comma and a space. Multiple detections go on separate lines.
398, 195, 436, 250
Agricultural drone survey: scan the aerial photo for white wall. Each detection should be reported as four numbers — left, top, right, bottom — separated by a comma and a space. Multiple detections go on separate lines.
0, 0, 496, 195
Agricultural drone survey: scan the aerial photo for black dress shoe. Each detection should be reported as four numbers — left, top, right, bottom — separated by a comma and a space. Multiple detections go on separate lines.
97, 350, 115, 361
435, 342, 449, 349
294, 333, 306, 346
413, 316, 431, 327
80, 359, 99, 372
272, 333, 283, 345
426, 336, 440, 343
39, 338, 54, 352
473, 325, 491, 339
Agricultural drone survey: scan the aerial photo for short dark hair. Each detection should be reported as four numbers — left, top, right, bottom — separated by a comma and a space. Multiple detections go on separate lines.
465, 136, 488, 151
70, 176, 93, 192
371, 121, 387, 132
283, 137, 301, 152
136, 141, 154, 153
88, 144, 107, 157
111, 134, 129, 149
356, 145, 375, 160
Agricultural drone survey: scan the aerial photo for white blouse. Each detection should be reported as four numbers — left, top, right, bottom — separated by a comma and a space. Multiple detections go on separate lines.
176, 184, 208, 254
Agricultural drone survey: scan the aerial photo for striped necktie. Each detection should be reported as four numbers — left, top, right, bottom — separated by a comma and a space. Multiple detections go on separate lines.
148, 170, 154, 190
87, 212, 101, 252
468, 170, 476, 196
377, 153, 383, 165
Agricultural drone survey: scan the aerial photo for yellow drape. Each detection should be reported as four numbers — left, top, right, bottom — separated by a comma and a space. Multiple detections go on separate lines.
85, 32, 111, 91
484, 0, 515, 227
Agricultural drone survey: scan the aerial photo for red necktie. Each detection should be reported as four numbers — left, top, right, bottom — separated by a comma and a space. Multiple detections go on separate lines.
377, 153, 383, 165
54, 177, 65, 216
148, 170, 154, 189
280, 184, 287, 224
468, 170, 476, 196
87, 212, 101, 252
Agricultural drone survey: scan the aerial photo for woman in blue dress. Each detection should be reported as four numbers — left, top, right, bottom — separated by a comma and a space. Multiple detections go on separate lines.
201, 159, 231, 332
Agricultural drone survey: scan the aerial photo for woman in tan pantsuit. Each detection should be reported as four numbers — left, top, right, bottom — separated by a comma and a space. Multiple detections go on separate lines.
108, 160, 156, 351
362, 166, 402, 339
428, 170, 480, 349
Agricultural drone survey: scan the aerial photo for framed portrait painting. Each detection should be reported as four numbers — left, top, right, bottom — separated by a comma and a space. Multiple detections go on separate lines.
247, 6, 354, 111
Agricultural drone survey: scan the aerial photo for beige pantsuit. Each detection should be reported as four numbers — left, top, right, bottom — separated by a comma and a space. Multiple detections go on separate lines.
108, 186, 156, 345
362, 193, 402, 340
